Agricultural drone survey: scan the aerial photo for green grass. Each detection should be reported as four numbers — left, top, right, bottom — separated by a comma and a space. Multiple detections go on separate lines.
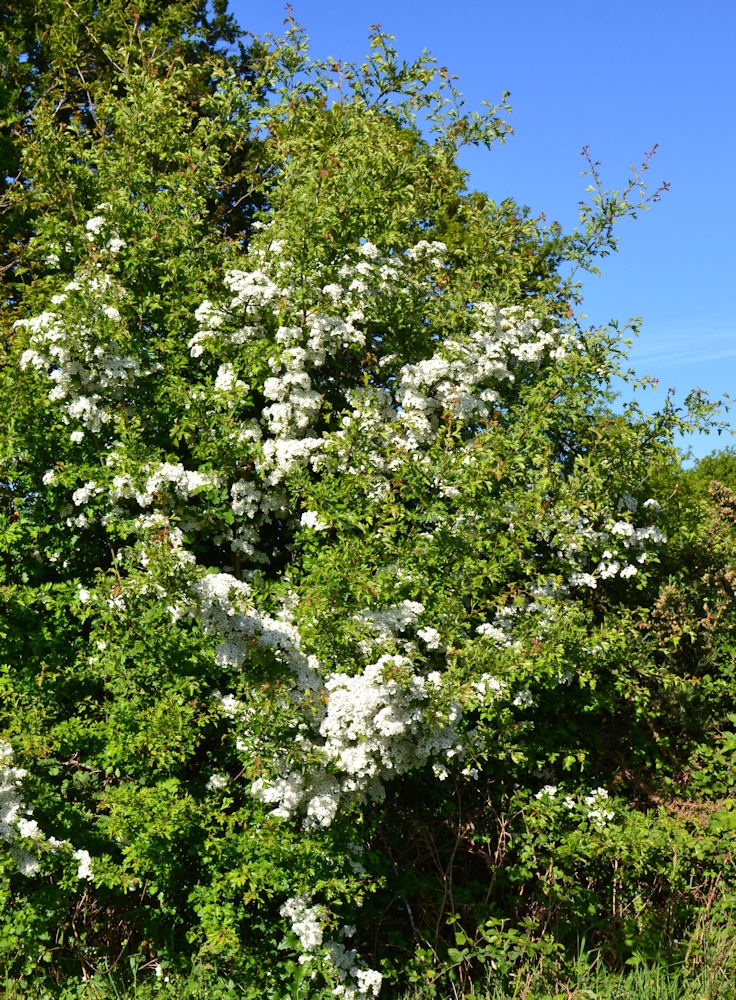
399, 964, 736, 1000
397, 944, 736, 1000
4, 939, 736, 1000
4, 966, 735, 1000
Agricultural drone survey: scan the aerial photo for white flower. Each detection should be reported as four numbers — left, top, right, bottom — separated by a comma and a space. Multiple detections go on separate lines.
74, 848, 94, 881
72, 481, 99, 506
85, 216, 105, 236
611, 520, 635, 538
417, 627, 441, 649
213, 691, 242, 717
300, 510, 328, 531
584, 787, 609, 805
13, 849, 40, 877
569, 572, 598, 589
16, 818, 40, 839
472, 674, 505, 700
78, 588, 91, 603
306, 790, 340, 827
476, 622, 512, 645
280, 895, 325, 952
358, 240, 379, 258
356, 968, 383, 996
214, 363, 236, 392
206, 773, 228, 792
438, 483, 461, 498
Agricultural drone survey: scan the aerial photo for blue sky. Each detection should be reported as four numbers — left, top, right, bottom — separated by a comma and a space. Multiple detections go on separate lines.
229, 0, 735, 459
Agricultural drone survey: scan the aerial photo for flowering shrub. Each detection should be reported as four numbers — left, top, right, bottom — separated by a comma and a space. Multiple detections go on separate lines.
1, 4, 735, 995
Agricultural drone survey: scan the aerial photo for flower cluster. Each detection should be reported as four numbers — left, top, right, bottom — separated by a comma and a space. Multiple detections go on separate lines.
251, 653, 461, 828
110, 462, 221, 510
392, 304, 562, 444
280, 895, 382, 998
15, 236, 664, 820
533, 783, 616, 828
1, 743, 93, 880
280, 894, 326, 952
17, 232, 595, 586
17, 251, 141, 443
549, 502, 666, 591
0, 742, 38, 875
190, 573, 320, 691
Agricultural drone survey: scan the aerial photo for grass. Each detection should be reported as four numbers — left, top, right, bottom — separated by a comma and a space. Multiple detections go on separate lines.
4, 961, 736, 1000
4, 930, 736, 1000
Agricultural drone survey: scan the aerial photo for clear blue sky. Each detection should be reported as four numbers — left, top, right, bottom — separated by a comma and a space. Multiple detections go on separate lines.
228, 0, 736, 460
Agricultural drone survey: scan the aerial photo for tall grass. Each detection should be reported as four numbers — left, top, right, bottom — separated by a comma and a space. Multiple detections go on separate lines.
5, 929, 736, 1000
5, 961, 735, 1000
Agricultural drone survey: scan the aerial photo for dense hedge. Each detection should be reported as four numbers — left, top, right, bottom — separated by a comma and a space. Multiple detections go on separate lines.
1, 3, 735, 996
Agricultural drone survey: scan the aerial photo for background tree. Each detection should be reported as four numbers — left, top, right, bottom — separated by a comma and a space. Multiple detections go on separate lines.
0, 0, 255, 298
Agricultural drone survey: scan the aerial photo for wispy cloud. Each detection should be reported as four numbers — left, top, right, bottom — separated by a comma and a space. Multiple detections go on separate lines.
628, 327, 736, 369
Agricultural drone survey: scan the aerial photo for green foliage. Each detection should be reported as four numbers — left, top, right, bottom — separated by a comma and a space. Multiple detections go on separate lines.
1, 2, 735, 998
686, 446, 736, 495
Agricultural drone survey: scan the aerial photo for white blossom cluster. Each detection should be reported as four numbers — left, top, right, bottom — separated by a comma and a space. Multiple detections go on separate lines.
188, 247, 377, 487
280, 894, 382, 998
584, 786, 616, 826
186, 239, 457, 495
391, 304, 563, 445
190, 573, 321, 691
319, 656, 460, 794
16, 234, 583, 578
355, 600, 426, 644
300, 509, 328, 531
474, 582, 571, 658
1, 742, 93, 880
84, 202, 127, 254
550, 503, 666, 591
327, 313, 571, 473
251, 654, 461, 829
0, 741, 37, 874
476, 606, 524, 649
280, 894, 326, 952
191, 575, 462, 827
533, 783, 616, 827
471, 672, 507, 703
17, 259, 141, 442
109, 462, 221, 510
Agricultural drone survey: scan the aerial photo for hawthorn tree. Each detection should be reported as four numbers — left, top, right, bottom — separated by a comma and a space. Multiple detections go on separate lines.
1, 4, 735, 996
